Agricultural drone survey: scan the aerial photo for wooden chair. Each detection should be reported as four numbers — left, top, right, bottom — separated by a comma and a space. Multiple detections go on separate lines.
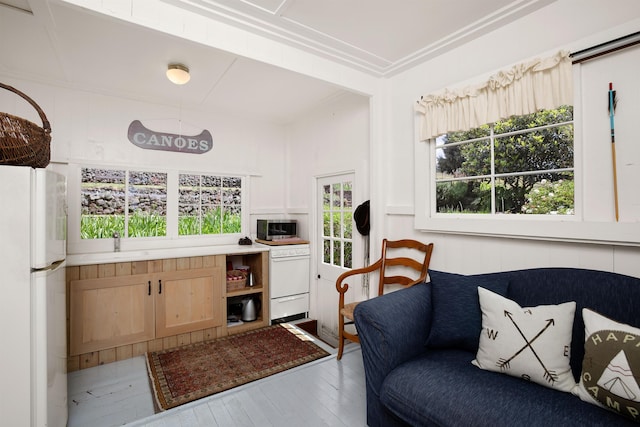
335, 239, 434, 360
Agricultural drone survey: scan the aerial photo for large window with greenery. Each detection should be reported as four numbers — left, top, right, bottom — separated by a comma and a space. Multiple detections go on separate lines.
435, 106, 574, 215
80, 167, 242, 240
81, 168, 167, 238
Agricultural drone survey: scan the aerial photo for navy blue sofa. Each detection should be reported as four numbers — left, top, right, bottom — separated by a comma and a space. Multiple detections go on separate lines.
353, 268, 640, 427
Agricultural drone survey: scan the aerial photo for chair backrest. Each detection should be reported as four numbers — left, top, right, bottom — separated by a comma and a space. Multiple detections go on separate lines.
377, 239, 434, 296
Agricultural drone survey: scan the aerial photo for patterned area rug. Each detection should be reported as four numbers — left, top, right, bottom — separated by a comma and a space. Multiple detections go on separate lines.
145, 324, 330, 411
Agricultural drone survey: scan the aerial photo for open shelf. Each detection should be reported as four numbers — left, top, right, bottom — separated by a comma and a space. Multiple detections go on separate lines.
224, 250, 269, 334
226, 285, 264, 298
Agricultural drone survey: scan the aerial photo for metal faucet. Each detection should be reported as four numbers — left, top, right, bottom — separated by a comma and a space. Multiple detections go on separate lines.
113, 231, 120, 252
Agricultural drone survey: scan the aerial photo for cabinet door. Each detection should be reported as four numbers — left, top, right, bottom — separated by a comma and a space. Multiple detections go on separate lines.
70, 274, 154, 355
155, 267, 224, 338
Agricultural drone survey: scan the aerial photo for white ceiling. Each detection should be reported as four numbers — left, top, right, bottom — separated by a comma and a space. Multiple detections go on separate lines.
0, 0, 555, 124
169, 0, 549, 74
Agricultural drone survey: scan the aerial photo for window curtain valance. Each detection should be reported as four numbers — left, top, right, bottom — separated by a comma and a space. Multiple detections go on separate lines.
414, 50, 573, 141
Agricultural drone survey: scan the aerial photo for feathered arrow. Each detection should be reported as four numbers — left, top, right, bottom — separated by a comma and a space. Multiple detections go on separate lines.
609, 82, 619, 222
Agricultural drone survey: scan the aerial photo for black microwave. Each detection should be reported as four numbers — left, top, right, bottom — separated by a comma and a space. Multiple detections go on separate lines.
257, 219, 297, 241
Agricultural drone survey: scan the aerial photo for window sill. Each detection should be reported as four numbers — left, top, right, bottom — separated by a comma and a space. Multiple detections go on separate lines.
415, 216, 640, 247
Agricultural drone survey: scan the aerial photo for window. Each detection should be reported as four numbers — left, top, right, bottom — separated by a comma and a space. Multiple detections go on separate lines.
81, 168, 126, 239
81, 168, 168, 239
81, 167, 242, 240
415, 45, 640, 245
434, 106, 574, 215
178, 173, 242, 235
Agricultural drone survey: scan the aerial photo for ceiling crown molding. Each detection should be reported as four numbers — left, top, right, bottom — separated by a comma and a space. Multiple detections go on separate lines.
161, 0, 556, 77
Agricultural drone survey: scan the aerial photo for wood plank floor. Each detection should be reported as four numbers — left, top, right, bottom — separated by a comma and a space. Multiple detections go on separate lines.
68, 329, 366, 427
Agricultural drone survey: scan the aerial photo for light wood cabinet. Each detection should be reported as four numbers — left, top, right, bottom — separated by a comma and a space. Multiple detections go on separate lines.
155, 268, 223, 338
70, 274, 154, 356
66, 250, 269, 370
69, 267, 223, 355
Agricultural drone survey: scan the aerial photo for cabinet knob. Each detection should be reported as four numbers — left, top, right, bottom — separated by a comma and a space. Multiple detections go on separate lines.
158, 279, 162, 294
148, 280, 151, 296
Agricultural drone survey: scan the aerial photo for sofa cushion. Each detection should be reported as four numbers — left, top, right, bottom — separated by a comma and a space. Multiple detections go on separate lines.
380, 349, 636, 427
503, 268, 640, 380
426, 270, 509, 352
472, 287, 577, 392
573, 308, 640, 422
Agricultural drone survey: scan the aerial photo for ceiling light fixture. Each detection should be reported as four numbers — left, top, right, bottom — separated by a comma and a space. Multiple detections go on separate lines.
166, 63, 190, 85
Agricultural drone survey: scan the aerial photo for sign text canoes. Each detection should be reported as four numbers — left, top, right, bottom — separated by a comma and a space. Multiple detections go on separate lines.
127, 120, 213, 154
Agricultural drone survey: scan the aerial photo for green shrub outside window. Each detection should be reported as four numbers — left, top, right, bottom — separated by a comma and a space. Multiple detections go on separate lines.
435, 106, 574, 215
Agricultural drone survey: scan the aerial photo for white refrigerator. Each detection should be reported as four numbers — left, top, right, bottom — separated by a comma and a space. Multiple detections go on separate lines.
0, 165, 67, 427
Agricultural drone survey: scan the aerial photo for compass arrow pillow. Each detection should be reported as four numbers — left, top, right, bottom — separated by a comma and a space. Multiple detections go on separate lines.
472, 287, 577, 393
572, 308, 640, 422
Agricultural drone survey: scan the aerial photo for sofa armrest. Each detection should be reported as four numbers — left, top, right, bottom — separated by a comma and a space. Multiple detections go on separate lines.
353, 283, 432, 394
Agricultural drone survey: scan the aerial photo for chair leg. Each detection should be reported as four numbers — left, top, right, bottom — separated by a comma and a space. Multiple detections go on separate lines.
337, 314, 344, 360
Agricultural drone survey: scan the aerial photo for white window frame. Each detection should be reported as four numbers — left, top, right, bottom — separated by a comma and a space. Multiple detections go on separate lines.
67, 163, 249, 254
414, 66, 640, 247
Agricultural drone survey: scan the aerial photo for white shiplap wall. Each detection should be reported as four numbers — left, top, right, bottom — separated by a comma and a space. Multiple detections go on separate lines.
379, 1, 640, 285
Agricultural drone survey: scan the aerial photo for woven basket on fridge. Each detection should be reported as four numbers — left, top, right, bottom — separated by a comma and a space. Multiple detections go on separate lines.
0, 82, 51, 168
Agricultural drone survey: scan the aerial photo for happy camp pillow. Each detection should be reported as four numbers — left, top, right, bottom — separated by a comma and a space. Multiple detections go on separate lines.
472, 287, 577, 393
572, 308, 640, 422
426, 270, 509, 352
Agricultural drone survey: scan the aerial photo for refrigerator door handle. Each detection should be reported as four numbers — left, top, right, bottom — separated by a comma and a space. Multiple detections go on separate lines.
31, 259, 65, 273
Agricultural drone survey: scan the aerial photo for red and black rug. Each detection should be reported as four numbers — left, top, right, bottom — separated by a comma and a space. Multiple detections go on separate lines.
146, 324, 330, 411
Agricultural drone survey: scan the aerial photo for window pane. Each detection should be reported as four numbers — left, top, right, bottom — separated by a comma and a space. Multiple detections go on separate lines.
222, 205, 241, 233
436, 139, 491, 179
221, 176, 242, 234
323, 211, 330, 237
343, 211, 353, 239
179, 174, 200, 235
201, 187, 218, 205
179, 174, 242, 236
520, 173, 574, 215
494, 124, 574, 174
436, 178, 491, 213
323, 239, 330, 264
201, 177, 220, 235
332, 184, 341, 208
342, 181, 353, 239
332, 212, 341, 237
202, 205, 220, 234
333, 240, 342, 267
342, 182, 352, 209
323, 185, 330, 207
494, 105, 573, 134
81, 168, 125, 239
344, 241, 352, 269
223, 177, 241, 205
128, 171, 167, 237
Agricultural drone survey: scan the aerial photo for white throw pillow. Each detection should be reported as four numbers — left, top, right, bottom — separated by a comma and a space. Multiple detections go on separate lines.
572, 308, 640, 422
472, 287, 577, 392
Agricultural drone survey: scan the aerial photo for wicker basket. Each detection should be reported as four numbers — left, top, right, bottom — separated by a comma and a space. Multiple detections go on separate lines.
0, 82, 51, 168
226, 269, 247, 292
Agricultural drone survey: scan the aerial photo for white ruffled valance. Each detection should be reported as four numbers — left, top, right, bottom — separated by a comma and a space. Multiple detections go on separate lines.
414, 50, 573, 141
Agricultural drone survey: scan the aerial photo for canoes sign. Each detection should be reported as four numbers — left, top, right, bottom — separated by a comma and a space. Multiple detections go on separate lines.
127, 120, 213, 154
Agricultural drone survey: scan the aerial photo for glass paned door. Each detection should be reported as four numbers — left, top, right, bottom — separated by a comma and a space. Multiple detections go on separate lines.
316, 173, 355, 346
